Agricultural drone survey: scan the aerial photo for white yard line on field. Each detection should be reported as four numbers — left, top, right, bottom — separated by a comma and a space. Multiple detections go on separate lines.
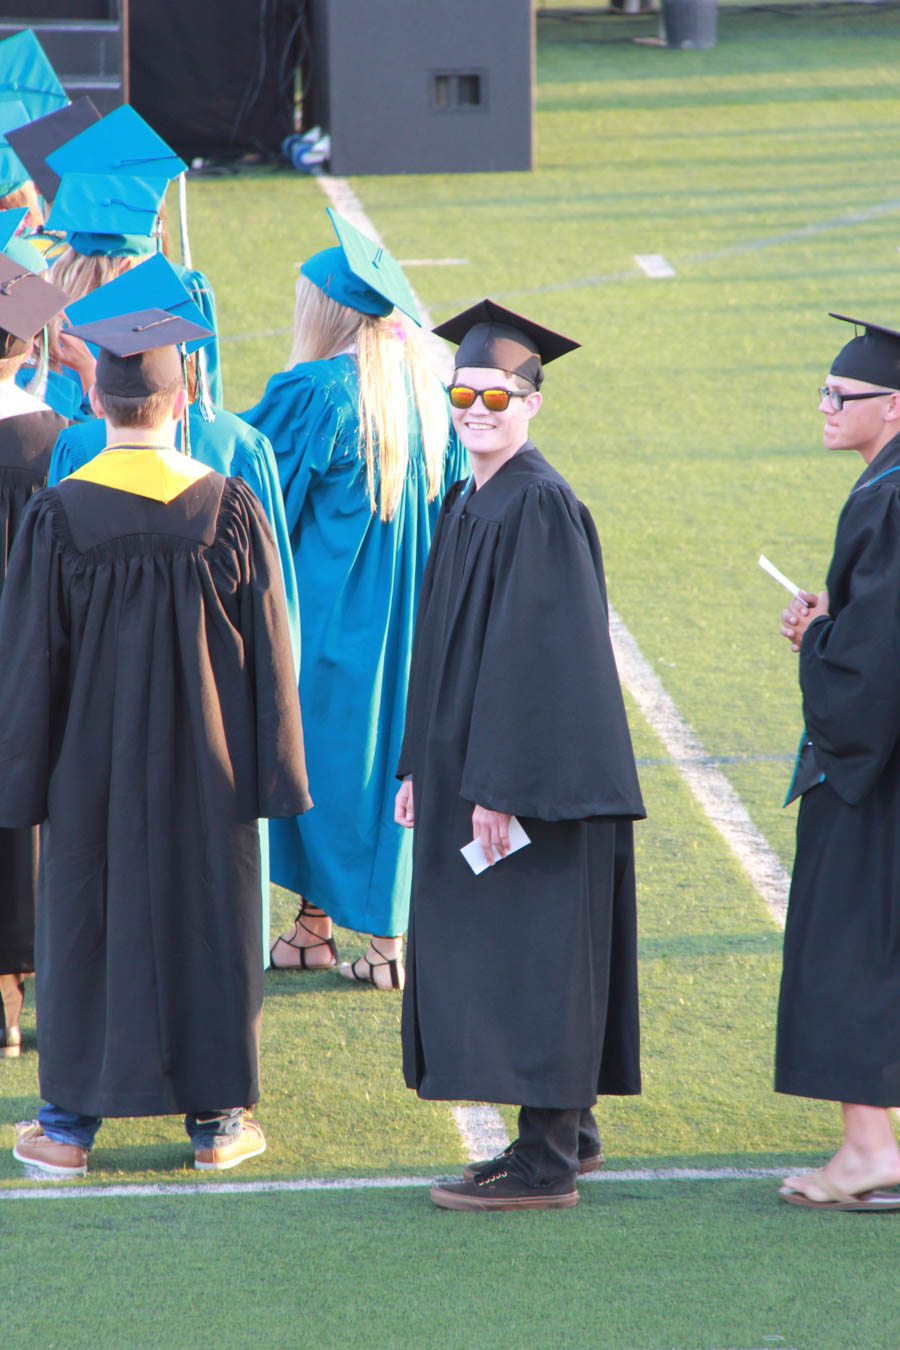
451, 1104, 511, 1160
0, 1164, 790, 1202
608, 610, 790, 928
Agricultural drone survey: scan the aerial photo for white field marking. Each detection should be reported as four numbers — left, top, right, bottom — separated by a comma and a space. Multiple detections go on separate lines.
684, 196, 900, 266
609, 608, 791, 928
427, 196, 900, 312
635, 253, 676, 278
0, 1165, 789, 1201
399, 258, 469, 267
451, 1104, 511, 1160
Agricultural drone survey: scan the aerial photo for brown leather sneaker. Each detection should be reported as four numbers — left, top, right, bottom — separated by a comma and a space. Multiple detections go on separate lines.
430, 1168, 578, 1211
13, 1122, 88, 1178
194, 1118, 266, 1171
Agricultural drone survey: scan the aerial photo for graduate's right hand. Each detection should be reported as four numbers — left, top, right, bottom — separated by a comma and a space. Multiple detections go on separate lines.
472, 805, 512, 865
395, 778, 415, 827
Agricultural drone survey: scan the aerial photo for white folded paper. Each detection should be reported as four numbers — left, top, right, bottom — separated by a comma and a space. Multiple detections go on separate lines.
460, 815, 531, 875
758, 553, 802, 599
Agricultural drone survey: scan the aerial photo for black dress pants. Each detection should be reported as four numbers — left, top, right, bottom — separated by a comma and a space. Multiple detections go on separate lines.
507, 1105, 599, 1186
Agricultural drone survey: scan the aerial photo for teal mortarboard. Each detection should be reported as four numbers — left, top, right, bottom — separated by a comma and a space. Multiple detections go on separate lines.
47, 103, 187, 181
0, 30, 67, 123
829, 313, 900, 391
0, 207, 45, 272
0, 98, 30, 196
433, 299, 580, 389
44, 170, 167, 258
6, 97, 101, 201
301, 207, 421, 324
0, 251, 69, 357
65, 252, 213, 354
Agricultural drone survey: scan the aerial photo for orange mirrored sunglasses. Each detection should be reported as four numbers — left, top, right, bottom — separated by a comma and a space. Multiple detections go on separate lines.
448, 384, 531, 413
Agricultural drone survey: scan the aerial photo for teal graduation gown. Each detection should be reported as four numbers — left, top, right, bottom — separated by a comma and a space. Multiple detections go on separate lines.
243, 354, 468, 936
49, 408, 301, 968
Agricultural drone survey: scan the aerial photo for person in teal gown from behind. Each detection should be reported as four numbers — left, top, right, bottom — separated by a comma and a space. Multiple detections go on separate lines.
243, 209, 467, 990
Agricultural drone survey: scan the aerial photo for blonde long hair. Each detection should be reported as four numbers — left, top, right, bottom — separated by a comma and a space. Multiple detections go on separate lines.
46, 248, 134, 367
287, 273, 448, 521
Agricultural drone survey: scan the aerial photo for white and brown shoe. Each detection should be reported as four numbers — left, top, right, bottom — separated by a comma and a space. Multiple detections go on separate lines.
194, 1118, 267, 1171
13, 1122, 88, 1178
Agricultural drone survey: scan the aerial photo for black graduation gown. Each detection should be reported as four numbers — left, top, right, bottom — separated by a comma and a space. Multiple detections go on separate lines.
398, 444, 645, 1108
776, 430, 900, 1107
0, 469, 311, 1117
0, 407, 67, 974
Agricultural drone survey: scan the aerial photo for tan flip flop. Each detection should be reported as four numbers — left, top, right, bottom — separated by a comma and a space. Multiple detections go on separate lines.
779, 1167, 900, 1211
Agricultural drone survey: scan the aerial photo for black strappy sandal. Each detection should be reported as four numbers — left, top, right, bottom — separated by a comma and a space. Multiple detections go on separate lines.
338, 939, 404, 990
269, 898, 338, 970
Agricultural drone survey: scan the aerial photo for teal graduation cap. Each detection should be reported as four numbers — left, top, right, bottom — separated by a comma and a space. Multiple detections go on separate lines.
301, 207, 421, 324
65, 252, 213, 354
0, 30, 68, 123
44, 170, 167, 257
47, 103, 187, 181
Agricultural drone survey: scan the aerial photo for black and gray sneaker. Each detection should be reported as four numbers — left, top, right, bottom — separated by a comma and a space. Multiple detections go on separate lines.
431, 1169, 579, 1211
462, 1137, 603, 1183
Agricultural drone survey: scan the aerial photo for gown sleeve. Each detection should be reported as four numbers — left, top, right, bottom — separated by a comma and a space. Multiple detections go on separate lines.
229, 424, 302, 677
799, 483, 900, 804
230, 480, 313, 820
242, 368, 344, 534
0, 493, 68, 827
459, 483, 645, 822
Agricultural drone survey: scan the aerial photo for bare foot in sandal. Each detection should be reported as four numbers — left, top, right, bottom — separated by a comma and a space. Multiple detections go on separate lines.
269, 899, 338, 970
339, 937, 404, 990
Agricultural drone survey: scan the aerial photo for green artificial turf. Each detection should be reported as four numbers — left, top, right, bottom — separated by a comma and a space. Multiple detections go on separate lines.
3, 10, 900, 1347
3, 1181, 898, 1350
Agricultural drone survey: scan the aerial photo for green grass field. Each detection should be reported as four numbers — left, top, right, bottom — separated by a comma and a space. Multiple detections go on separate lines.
3, 9, 900, 1348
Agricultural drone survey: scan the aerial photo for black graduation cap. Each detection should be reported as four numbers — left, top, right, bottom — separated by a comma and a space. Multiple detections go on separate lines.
66, 308, 213, 398
432, 298, 580, 388
5, 96, 101, 201
828, 312, 900, 391
0, 251, 69, 357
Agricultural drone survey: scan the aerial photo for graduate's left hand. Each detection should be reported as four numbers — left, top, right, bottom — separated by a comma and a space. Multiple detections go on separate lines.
473, 805, 512, 865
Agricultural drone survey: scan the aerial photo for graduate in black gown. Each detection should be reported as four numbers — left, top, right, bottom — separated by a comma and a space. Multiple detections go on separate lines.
0, 254, 70, 1056
777, 314, 900, 1212
0, 309, 311, 1179
395, 301, 645, 1211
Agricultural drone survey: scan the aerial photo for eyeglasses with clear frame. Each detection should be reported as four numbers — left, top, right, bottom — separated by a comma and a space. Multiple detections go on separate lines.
819, 386, 894, 412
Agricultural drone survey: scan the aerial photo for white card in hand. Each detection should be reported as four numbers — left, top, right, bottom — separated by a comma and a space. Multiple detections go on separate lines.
460, 815, 531, 875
